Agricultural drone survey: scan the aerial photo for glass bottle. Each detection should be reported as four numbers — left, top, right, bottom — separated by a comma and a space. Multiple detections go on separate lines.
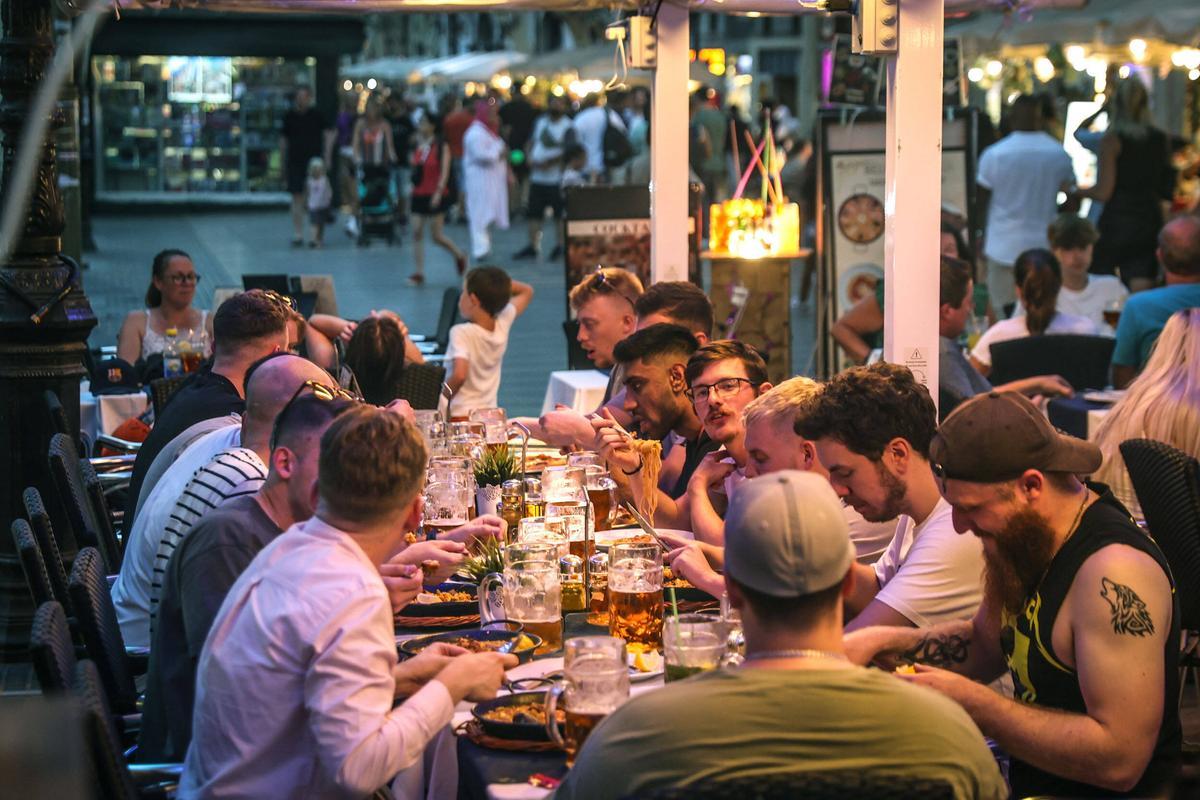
560, 554, 587, 613
163, 327, 183, 378
524, 477, 545, 518
498, 479, 524, 543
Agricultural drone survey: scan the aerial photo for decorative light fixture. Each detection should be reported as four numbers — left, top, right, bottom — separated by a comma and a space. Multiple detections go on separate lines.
366, 78, 377, 90
1128, 38, 1147, 62
985, 60, 1003, 78
1033, 56, 1055, 83
967, 67, 984, 83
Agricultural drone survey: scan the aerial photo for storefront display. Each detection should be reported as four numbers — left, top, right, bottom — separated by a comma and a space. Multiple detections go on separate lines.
93, 55, 314, 197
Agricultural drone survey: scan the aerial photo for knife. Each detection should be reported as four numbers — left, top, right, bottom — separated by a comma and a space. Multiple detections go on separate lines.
621, 501, 668, 550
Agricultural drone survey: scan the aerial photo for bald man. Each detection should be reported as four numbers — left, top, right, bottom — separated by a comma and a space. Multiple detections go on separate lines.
1112, 215, 1200, 388
113, 353, 331, 649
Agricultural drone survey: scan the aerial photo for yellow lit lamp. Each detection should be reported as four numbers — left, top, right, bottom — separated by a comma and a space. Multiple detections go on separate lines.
709, 125, 800, 259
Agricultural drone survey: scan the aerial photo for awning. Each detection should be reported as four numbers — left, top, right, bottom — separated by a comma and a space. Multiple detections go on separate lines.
411, 51, 528, 83
518, 42, 716, 84
341, 56, 424, 81
947, 0, 1200, 48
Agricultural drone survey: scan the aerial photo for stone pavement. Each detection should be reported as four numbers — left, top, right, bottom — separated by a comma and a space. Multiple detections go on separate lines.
82, 207, 817, 416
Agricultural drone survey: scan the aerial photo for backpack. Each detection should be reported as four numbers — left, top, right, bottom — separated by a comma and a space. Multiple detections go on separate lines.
602, 110, 633, 169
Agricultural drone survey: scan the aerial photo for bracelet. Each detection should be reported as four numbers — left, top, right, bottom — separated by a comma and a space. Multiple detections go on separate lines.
621, 455, 644, 476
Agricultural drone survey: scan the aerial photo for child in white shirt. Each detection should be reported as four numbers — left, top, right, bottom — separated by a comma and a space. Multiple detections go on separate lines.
305, 157, 334, 248
444, 266, 535, 417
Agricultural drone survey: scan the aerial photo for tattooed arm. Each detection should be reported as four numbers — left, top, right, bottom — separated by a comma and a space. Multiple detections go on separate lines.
844, 592, 1007, 680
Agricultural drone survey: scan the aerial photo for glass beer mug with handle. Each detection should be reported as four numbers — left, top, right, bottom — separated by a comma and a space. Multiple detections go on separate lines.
608, 541, 664, 653
479, 542, 563, 655
545, 636, 630, 767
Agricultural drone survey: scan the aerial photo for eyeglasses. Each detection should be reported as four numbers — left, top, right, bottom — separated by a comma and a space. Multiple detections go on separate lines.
587, 265, 637, 309
686, 377, 759, 403
269, 380, 358, 450
168, 273, 201, 285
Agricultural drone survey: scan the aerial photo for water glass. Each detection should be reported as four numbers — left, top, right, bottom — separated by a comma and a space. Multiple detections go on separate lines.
470, 407, 509, 448
517, 516, 569, 559
608, 542, 664, 653
542, 465, 586, 504
545, 636, 630, 765
547, 499, 591, 559
663, 613, 728, 681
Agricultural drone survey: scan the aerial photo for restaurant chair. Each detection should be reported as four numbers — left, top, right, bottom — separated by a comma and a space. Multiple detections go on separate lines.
49, 433, 122, 574
30, 601, 76, 695
1119, 438, 1200, 707
988, 334, 1115, 392
13, 518, 55, 609
393, 362, 448, 410
74, 659, 181, 799
68, 547, 142, 717
148, 375, 189, 417
23, 487, 74, 616
82, 458, 124, 554
627, 770, 955, 800
409, 286, 462, 358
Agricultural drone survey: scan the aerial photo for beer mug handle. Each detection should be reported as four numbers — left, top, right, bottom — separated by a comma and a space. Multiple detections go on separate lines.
478, 572, 503, 624
545, 683, 566, 749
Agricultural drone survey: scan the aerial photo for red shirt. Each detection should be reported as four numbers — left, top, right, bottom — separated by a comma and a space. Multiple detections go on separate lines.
443, 110, 473, 158
410, 139, 443, 197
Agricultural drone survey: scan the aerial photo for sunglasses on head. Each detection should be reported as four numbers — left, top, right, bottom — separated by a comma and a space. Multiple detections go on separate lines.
587, 265, 636, 309
269, 380, 358, 451
253, 288, 298, 311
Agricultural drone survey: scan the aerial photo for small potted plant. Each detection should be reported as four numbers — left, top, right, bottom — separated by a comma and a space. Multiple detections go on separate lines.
473, 445, 520, 517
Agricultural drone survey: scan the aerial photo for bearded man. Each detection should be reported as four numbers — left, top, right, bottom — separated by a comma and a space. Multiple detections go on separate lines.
844, 391, 1180, 798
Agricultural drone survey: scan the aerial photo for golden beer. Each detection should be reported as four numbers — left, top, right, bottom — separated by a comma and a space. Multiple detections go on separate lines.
608, 589, 664, 653
422, 518, 467, 538
563, 709, 605, 766
587, 579, 609, 625
519, 617, 563, 654
569, 538, 596, 560
587, 486, 614, 532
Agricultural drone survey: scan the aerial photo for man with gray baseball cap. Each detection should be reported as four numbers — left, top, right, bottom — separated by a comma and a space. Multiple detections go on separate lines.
846, 391, 1180, 798
553, 471, 1006, 800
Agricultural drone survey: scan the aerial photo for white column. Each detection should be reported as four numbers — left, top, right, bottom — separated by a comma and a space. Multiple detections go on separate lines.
882, 0, 943, 407
650, 1, 690, 283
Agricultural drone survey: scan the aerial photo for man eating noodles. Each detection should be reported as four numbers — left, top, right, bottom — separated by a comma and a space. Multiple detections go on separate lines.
845, 391, 1179, 797
552, 472, 1007, 800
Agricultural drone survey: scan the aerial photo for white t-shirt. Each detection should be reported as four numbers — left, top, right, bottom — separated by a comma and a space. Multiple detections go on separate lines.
445, 303, 518, 416
529, 115, 576, 186
872, 498, 984, 626
572, 106, 624, 176
977, 132, 1075, 264
845, 507, 897, 565
970, 311, 1099, 368
1014, 275, 1127, 336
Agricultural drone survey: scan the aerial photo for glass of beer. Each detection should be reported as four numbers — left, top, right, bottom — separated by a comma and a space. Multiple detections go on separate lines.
608, 542, 664, 653
517, 516, 569, 559
1103, 299, 1123, 330
545, 636, 630, 766
414, 410, 445, 447
663, 613, 728, 682
422, 481, 470, 539
547, 499, 592, 560
543, 465, 586, 504
583, 466, 616, 532
470, 407, 510, 454
587, 553, 610, 625
479, 542, 563, 654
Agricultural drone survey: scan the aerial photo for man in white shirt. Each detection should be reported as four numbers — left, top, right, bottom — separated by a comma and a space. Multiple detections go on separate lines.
571, 94, 625, 182
113, 353, 331, 649
1044, 214, 1126, 335
977, 95, 1076, 312
181, 405, 516, 799
794, 363, 984, 631
514, 95, 575, 261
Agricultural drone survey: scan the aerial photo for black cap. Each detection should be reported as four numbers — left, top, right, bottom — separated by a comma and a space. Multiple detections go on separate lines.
91, 358, 142, 395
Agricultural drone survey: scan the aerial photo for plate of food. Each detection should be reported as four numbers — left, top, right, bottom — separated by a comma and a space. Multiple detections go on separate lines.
662, 566, 714, 602
627, 649, 664, 682
521, 448, 570, 474
472, 691, 563, 741
398, 622, 542, 664
594, 528, 694, 549
396, 581, 478, 618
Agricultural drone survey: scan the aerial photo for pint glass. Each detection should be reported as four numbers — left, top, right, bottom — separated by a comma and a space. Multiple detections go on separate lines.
608, 542, 664, 653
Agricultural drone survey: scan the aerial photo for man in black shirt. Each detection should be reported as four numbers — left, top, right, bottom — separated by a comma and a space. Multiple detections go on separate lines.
846, 391, 1179, 797
593, 324, 720, 527
125, 290, 301, 528
280, 86, 333, 247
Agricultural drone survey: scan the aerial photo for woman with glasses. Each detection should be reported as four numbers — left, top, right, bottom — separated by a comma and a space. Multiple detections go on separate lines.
118, 248, 214, 364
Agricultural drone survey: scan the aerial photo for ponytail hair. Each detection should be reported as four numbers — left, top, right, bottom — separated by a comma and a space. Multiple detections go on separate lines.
145, 248, 191, 308
1014, 248, 1061, 336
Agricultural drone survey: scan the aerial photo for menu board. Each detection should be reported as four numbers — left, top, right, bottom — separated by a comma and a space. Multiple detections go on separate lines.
827, 34, 883, 107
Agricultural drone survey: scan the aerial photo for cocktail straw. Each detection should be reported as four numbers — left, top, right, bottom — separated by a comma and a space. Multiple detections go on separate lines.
668, 585, 679, 618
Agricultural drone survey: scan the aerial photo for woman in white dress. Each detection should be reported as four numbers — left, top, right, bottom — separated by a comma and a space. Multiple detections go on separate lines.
462, 100, 510, 261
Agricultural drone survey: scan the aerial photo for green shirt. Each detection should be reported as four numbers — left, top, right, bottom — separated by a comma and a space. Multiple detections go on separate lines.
551, 666, 1008, 800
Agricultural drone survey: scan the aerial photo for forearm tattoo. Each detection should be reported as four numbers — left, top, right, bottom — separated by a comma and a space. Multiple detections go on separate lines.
901, 633, 970, 667
1100, 577, 1155, 637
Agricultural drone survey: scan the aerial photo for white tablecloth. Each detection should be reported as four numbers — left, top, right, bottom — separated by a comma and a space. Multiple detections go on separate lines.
540, 370, 610, 416
79, 381, 149, 446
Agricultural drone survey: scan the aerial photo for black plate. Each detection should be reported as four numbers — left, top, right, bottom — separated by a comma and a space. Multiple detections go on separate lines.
396, 581, 478, 618
664, 583, 716, 603
472, 691, 563, 742
398, 623, 542, 664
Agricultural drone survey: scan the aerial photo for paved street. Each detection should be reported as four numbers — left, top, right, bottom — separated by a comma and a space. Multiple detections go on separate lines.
83, 207, 816, 416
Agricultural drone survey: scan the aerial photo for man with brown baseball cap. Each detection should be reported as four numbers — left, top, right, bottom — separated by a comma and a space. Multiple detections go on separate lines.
553, 472, 1007, 800
846, 391, 1180, 798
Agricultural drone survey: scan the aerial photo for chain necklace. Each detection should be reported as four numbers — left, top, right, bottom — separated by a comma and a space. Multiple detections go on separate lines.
1061, 487, 1092, 549
744, 649, 848, 663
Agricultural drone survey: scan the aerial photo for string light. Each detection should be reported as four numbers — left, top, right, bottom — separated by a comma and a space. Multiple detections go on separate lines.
1033, 56, 1055, 82
967, 67, 984, 83
985, 60, 1003, 78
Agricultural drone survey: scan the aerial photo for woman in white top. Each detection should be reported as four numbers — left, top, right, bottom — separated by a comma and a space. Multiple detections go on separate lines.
1092, 308, 1200, 521
970, 248, 1098, 375
462, 100, 510, 260
117, 249, 213, 364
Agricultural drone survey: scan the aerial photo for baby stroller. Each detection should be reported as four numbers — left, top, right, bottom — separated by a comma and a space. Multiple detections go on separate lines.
356, 164, 400, 247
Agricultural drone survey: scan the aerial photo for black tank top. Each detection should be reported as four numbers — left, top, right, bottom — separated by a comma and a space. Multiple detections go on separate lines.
999, 485, 1181, 797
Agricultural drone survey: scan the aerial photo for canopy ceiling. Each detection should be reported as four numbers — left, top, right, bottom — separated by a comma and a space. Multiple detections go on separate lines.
946, 0, 1200, 48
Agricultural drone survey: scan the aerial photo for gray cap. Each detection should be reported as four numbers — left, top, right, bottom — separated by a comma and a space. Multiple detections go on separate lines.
724, 470, 855, 598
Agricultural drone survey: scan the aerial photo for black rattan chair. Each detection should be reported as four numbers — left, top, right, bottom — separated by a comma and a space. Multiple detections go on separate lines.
23, 487, 73, 616
30, 601, 76, 695
49, 433, 121, 574
74, 659, 182, 800
989, 333, 1115, 391
1119, 438, 1200, 705
148, 375, 188, 417
625, 770, 955, 800
68, 547, 139, 716
410, 286, 462, 354
13, 518, 55, 608
393, 362, 448, 409
81, 458, 122, 560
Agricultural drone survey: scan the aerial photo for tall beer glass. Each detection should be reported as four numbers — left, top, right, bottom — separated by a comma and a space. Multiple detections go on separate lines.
479, 542, 563, 654
608, 542, 664, 653
545, 636, 629, 766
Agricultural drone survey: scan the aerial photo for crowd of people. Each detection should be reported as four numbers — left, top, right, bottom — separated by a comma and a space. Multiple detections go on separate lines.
71, 79, 1200, 800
